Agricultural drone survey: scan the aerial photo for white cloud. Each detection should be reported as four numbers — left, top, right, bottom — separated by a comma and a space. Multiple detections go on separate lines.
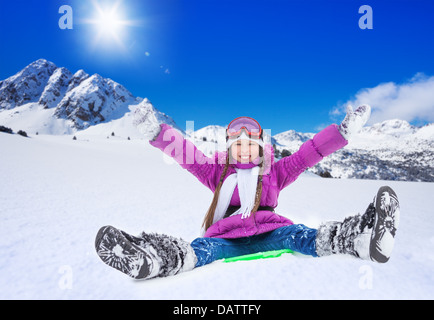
332, 73, 434, 124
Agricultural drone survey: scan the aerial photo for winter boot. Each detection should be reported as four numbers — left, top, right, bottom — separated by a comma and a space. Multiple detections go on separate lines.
316, 186, 400, 263
95, 226, 197, 279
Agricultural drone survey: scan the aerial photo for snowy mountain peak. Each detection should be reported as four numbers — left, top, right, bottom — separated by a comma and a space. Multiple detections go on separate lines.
39, 67, 73, 109
31, 58, 55, 68
0, 59, 178, 133
67, 69, 90, 92
416, 123, 434, 140
274, 129, 313, 146
74, 69, 88, 78
22, 59, 57, 77
0, 59, 58, 109
16, 59, 58, 84
364, 119, 415, 136
53, 72, 138, 129
132, 97, 181, 132
192, 125, 226, 143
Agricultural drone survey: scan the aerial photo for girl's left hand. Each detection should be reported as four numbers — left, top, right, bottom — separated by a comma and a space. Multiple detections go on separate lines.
338, 105, 371, 140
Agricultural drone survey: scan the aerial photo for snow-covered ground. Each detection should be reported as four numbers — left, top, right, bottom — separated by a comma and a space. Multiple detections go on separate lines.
1, 132, 433, 300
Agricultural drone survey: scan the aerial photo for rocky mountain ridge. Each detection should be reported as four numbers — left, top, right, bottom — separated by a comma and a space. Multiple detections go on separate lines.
0, 59, 172, 131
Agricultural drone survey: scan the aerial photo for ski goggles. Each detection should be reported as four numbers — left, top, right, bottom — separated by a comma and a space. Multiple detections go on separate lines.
226, 116, 263, 140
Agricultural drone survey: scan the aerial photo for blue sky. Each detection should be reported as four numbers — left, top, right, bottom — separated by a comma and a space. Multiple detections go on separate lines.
1, 0, 433, 134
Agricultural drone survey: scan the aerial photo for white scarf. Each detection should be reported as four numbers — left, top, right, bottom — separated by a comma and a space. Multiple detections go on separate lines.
212, 166, 260, 225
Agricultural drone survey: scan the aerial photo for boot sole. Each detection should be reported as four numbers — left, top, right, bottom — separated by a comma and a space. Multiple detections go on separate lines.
95, 226, 151, 279
370, 186, 400, 263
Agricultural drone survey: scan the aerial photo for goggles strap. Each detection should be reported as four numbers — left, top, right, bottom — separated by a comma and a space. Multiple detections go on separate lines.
226, 131, 264, 149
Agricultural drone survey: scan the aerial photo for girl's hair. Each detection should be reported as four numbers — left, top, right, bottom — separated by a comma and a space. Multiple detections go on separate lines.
201, 146, 264, 231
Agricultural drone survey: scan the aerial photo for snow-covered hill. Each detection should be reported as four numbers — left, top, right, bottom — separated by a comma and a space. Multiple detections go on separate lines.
305, 120, 434, 182
272, 119, 434, 182
274, 129, 314, 150
0, 132, 433, 300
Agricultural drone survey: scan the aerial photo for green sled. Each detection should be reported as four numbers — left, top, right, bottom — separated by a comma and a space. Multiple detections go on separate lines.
223, 249, 294, 263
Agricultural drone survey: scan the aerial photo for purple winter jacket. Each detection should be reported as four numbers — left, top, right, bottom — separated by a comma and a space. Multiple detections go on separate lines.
150, 123, 348, 239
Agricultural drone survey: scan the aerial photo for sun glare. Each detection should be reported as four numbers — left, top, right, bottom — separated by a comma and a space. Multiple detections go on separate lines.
84, 0, 137, 50
95, 7, 123, 39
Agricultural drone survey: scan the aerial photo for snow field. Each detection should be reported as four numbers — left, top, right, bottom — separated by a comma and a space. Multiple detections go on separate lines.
0, 132, 433, 299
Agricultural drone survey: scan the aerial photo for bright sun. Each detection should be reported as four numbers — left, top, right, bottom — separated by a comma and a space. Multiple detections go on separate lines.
85, 0, 135, 50
95, 7, 124, 39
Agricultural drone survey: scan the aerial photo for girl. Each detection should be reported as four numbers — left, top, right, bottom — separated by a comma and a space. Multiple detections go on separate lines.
95, 105, 400, 280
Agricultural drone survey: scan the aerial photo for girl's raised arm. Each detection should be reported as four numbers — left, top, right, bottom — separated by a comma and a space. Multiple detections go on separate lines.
149, 123, 222, 192
273, 105, 370, 190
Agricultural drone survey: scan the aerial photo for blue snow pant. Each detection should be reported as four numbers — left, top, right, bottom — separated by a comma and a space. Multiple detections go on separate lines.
191, 224, 318, 268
